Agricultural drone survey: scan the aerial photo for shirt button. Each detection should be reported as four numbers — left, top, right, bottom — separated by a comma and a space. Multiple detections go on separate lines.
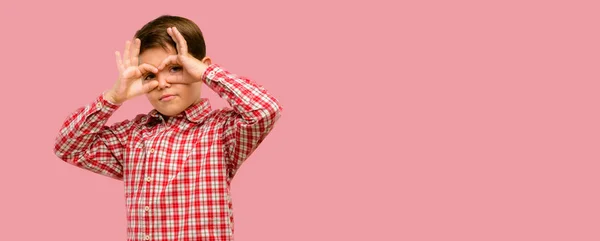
145, 234, 151, 240
96, 102, 102, 108
145, 206, 150, 211
150, 148, 155, 153
145, 176, 152, 182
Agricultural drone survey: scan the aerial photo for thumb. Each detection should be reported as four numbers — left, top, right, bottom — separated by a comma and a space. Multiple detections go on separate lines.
165, 74, 185, 84
141, 80, 159, 93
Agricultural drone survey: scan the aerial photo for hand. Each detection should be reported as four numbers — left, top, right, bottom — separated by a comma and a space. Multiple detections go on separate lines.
157, 27, 209, 84
105, 38, 159, 104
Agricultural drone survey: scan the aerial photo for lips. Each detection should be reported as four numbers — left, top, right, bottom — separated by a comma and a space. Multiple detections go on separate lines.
160, 94, 176, 101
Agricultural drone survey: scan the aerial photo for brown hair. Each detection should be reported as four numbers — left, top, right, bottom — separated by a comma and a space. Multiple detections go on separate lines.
134, 15, 206, 59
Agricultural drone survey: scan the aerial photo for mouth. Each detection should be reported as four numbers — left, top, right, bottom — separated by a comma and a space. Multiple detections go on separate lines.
159, 94, 177, 101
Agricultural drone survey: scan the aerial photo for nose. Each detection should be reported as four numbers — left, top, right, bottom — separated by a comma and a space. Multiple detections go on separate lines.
157, 73, 171, 89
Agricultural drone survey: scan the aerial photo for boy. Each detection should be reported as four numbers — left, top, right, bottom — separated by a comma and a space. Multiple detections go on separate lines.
53, 15, 282, 241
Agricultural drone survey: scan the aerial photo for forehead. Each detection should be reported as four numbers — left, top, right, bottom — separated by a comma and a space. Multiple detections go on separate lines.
139, 46, 176, 67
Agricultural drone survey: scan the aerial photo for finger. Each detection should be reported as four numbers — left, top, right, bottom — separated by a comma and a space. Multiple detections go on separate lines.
157, 55, 179, 71
131, 38, 141, 66
172, 27, 188, 55
142, 80, 159, 93
165, 74, 185, 84
123, 40, 131, 67
138, 63, 159, 75
115, 51, 125, 74
166, 27, 177, 51
167, 27, 186, 55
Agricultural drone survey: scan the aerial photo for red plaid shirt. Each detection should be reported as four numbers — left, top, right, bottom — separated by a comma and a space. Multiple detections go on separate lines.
54, 64, 282, 241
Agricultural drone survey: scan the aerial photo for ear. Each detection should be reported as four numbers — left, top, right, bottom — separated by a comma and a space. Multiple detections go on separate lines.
201, 56, 212, 65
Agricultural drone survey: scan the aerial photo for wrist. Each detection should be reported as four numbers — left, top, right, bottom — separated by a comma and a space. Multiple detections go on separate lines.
103, 90, 124, 105
200, 63, 216, 83
194, 64, 209, 82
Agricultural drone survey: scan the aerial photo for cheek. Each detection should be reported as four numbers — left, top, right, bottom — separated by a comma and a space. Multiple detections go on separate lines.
177, 85, 195, 94
145, 91, 159, 102
186, 85, 202, 99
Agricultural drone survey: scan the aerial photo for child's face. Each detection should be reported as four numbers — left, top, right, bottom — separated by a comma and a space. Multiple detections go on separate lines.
139, 45, 203, 116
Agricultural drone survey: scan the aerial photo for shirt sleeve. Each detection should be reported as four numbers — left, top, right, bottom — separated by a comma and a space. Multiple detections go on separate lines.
53, 93, 135, 181
201, 64, 283, 175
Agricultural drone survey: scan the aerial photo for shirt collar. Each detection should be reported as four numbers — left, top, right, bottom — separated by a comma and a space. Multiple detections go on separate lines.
145, 98, 212, 124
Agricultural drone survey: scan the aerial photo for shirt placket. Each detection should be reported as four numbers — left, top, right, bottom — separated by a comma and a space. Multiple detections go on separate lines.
144, 143, 154, 241
141, 118, 160, 241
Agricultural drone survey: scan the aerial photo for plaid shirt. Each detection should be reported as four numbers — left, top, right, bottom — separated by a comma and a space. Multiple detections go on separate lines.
54, 64, 282, 241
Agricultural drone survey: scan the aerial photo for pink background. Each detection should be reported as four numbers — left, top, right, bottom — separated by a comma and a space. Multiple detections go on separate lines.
1, 0, 599, 240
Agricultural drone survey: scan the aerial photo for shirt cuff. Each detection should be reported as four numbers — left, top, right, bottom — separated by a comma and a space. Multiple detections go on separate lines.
97, 92, 122, 111
201, 63, 221, 84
